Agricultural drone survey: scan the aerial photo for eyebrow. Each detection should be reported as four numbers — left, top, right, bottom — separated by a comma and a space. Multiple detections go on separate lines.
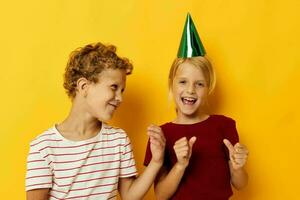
176, 77, 206, 82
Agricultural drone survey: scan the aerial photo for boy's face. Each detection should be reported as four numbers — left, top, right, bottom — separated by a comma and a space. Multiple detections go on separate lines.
172, 62, 208, 119
85, 68, 126, 122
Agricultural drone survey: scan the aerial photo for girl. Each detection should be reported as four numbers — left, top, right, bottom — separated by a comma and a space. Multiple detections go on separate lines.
144, 14, 249, 200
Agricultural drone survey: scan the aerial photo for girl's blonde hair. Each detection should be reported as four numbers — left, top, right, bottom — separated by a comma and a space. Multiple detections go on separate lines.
168, 56, 216, 94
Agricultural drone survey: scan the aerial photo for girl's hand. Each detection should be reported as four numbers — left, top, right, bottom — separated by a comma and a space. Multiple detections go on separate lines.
223, 139, 249, 170
173, 136, 197, 168
148, 125, 166, 165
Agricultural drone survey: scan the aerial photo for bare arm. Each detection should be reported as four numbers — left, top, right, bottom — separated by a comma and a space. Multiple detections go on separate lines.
229, 162, 248, 190
118, 125, 165, 200
26, 189, 49, 200
154, 137, 197, 200
154, 164, 186, 200
119, 160, 162, 200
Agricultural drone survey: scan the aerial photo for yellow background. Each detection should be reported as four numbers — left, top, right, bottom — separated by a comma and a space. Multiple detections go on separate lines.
1, 0, 299, 199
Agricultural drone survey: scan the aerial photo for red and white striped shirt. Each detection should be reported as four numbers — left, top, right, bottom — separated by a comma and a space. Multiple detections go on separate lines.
26, 123, 137, 200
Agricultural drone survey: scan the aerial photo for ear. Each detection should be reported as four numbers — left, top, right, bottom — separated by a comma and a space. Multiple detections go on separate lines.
76, 77, 90, 97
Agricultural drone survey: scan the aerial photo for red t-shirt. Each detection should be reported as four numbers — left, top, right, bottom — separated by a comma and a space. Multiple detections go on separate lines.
144, 115, 239, 200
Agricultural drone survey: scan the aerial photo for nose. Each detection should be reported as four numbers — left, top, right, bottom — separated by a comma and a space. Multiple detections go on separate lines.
187, 83, 195, 94
115, 91, 123, 103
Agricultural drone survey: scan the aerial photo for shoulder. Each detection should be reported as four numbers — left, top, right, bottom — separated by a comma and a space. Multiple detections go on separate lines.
159, 122, 174, 134
102, 124, 131, 146
210, 114, 236, 125
160, 122, 171, 129
29, 126, 61, 151
102, 124, 128, 137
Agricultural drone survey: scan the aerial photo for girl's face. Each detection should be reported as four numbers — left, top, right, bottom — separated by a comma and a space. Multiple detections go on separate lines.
172, 61, 208, 120
85, 68, 126, 122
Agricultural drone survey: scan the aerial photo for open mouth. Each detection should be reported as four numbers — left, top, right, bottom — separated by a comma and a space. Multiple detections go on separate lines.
181, 97, 197, 105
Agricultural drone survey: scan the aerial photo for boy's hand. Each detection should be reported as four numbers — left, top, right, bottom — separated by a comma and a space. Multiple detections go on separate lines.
147, 125, 166, 165
223, 139, 249, 170
173, 136, 197, 168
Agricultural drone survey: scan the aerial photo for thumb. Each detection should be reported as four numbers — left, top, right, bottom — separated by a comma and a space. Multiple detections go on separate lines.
223, 139, 235, 154
189, 136, 197, 149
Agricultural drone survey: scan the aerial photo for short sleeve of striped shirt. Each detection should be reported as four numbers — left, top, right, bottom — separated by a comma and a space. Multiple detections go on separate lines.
119, 135, 137, 178
26, 143, 52, 191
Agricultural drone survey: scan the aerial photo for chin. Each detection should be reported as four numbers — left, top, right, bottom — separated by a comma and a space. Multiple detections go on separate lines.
97, 114, 113, 122
183, 111, 198, 117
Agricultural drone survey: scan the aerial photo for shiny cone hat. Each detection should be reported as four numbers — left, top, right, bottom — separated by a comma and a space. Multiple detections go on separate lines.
177, 13, 206, 58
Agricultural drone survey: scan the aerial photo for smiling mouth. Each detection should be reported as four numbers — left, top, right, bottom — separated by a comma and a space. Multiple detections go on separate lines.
108, 103, 118, 109
181, 97, 197, 105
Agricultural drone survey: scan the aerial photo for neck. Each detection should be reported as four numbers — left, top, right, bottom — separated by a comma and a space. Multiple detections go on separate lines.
57, 101, 102, 141
174, 111, 209, 124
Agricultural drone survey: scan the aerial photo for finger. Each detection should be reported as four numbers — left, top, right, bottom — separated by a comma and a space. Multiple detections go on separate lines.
148, 131, 165, 141
233, 153, 248, 159
189, 137, 197, 149
175, 137, 187, 143
147, 125, 162, 133
234, 158, 246, 165
147, 127, 166, 142
234, 148, 249, 155
174, 140, 189, 149
234, 144, 249, 154
150, 137, 164, 147
147, 127, 162, 135
223, 139, 235, 154
234, 143, 245, 150
174, 145, 189, 153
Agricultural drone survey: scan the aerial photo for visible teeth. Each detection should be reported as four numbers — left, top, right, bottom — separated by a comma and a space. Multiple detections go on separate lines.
182, 97, 197, 105
184, 97, 195, 101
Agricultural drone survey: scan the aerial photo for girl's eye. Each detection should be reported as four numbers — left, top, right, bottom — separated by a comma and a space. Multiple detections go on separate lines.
197, 82, 205, 87
179, 80, 186, 84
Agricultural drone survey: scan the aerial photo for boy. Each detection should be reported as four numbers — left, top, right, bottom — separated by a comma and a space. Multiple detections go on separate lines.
26, 42, 165, 200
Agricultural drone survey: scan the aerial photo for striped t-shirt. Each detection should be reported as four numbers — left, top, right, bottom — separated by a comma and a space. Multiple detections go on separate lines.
26, 123, 137, 200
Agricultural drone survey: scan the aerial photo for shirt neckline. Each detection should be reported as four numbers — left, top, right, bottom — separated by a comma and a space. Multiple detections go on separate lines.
168, 115, 212, 126
53, 123, 105, 143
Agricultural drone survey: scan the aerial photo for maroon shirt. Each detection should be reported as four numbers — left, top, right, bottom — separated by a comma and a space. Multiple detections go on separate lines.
144, 115, 239, 200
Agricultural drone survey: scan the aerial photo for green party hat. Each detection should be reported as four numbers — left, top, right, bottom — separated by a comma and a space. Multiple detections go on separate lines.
177, 13, 206, 58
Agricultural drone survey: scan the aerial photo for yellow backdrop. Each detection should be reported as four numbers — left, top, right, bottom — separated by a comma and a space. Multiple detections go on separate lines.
1, 0, 299, 199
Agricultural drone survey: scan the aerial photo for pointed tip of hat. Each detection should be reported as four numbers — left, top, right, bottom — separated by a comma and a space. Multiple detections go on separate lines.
177, 13, 206, 58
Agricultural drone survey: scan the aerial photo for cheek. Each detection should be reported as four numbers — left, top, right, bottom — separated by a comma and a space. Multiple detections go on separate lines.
172, 85, 183, 95
197, 91, 208, 102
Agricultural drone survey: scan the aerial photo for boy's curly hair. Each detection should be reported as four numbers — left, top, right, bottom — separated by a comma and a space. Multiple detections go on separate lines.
64, 42, 133, 99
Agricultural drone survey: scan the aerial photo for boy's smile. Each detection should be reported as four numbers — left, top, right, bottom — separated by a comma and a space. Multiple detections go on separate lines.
85, 68, 126, 122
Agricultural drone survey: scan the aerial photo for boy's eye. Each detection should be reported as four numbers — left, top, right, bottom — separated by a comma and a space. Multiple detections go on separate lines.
111, 84, 118, 91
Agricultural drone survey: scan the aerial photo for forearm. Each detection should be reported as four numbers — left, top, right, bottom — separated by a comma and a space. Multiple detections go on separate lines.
229, 163, 248, 190
155, 163, 186, 200
125, 160, 162, 200
26, 189, 49, 200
